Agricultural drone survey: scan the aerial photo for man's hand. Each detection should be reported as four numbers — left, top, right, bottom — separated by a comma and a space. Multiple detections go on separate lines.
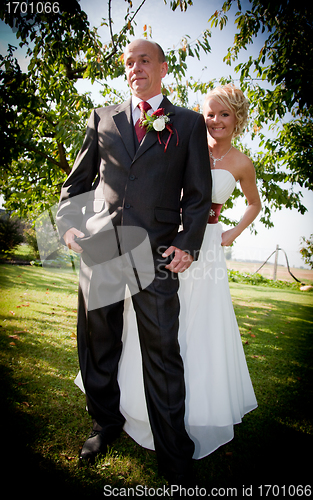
64, 228, 85, 254
162, 246, 194, 273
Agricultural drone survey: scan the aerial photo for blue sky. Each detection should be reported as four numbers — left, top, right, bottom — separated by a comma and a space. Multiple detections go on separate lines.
1, 0, 312, 269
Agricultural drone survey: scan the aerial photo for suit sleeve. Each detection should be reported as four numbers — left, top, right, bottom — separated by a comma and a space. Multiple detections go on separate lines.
171, 113, 212, 260
56, 109, 100, 239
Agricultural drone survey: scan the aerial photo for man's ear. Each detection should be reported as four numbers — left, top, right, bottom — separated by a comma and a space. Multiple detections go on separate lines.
161, 62, 168, 79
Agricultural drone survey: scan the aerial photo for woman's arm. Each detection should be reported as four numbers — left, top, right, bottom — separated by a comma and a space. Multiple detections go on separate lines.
222, 157, 262, 247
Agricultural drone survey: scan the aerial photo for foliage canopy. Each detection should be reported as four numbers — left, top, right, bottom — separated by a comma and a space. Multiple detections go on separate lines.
0, 0, 312, 231
300, 234, 313, 270
199, 0, 312, 227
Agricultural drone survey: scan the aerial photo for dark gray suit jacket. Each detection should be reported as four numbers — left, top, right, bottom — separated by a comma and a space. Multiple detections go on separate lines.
56, 96, 212, 260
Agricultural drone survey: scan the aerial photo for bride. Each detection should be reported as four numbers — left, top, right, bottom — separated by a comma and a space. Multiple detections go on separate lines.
115, 84, 262, 459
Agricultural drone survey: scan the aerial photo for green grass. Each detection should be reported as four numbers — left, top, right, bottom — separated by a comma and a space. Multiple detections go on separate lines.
0, 242, 37, 262
0, 264, 312, 498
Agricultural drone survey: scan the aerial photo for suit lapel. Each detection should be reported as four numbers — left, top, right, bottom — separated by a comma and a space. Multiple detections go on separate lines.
134, 96, 176, 161
113, 98, 136, 160
112, 96, 177, 162
160, 95, 176, 116
133, 125, 158, 161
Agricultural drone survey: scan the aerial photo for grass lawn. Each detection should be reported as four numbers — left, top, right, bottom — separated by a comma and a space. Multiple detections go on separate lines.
0, 263, 312, 498
1, 242, 37, 262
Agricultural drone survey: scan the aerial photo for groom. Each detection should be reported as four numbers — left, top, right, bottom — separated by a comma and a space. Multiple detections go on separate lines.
56, 39, 211, 484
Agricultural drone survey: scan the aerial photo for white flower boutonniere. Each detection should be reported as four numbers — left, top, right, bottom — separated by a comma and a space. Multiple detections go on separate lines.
141, 108, 179, 152
152, 116, 169, 131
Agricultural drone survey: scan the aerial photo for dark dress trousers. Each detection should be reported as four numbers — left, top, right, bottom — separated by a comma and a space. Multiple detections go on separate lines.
56, 96, 212, 475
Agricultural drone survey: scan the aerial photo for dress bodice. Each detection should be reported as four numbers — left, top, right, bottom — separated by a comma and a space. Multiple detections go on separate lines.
211, 169, 236, 205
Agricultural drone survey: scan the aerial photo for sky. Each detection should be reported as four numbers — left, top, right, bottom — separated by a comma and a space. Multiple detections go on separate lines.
0, 0, 312, 269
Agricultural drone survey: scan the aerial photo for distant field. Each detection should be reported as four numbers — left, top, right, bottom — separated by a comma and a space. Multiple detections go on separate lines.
226, 260, 313, 284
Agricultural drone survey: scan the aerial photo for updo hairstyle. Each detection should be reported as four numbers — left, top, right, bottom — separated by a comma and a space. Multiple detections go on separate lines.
203, 84, 250, 137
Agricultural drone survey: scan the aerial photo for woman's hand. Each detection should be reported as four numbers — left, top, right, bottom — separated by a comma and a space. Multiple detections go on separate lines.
221, 228, 238, 247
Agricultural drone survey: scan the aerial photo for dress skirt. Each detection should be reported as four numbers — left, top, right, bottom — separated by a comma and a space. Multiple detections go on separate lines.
117, 222, 257, 459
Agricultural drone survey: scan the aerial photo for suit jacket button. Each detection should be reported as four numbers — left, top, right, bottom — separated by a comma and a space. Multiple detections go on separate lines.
129, 174, 136, 181
125, 203, 131, 209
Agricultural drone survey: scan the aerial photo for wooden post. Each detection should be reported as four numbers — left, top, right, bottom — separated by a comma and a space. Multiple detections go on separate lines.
273, 244, 279, 281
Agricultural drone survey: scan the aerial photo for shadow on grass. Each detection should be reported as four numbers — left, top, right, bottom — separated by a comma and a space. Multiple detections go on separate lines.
0, 264, 78, 293
2, 356, 312, 498
2, 325, 312, 496
0, 363, 93, 499
0, 325, 161, 497
195, 369, 313, 488
1, 272, 312, 495
0, 359, 161, 499
200, 287, 313, 489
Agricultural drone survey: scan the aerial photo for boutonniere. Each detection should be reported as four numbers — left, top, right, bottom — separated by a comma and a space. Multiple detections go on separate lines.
141, 108, 179, 152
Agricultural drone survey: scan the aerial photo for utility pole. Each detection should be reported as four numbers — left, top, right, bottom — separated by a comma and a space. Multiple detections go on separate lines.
273, 244, 279, 281
254, 246, 302, 284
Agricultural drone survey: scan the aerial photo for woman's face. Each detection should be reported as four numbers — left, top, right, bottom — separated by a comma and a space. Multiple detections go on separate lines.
204, 98, 237, 141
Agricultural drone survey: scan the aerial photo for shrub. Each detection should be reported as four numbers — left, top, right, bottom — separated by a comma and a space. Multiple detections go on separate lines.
0, 215, 24, 254
23, 225, 40, 259
227, 269, 300, 289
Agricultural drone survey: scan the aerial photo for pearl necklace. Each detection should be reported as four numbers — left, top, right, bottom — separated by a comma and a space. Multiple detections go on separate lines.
209, 145, 233, 168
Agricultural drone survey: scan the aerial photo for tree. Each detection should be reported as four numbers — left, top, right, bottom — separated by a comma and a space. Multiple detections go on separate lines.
0, 0, 210, 219
0, 0, 125, 218
0, 0, 312, 229
0, 214, 24, 254
300, 234, 313, 270
206, 0, 312, 226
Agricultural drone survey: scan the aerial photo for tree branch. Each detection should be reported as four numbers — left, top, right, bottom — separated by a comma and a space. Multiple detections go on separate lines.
64, 60, 87, 80
57, 142, 71, 174
20, 104, 56, 128
104, 0, 148, 62
60, 0, 147, 80
17, 140, 71, 175
108, 0, 116, 53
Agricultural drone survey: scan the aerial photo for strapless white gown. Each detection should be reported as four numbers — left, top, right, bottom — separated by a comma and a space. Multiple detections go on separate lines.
75, 169, 257, 459
118, 169, 257, 459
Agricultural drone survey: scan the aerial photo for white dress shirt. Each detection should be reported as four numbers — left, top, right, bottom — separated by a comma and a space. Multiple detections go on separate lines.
131, 94, 164, 125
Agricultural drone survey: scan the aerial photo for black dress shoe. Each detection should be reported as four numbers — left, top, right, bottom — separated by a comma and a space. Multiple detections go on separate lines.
79, 430, 108, 465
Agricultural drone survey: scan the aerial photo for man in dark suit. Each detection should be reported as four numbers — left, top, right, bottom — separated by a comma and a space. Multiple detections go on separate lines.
56, 39, 211, 484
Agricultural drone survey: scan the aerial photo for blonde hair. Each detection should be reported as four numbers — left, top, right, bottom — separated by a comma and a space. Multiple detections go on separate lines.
203, 84, 250, 137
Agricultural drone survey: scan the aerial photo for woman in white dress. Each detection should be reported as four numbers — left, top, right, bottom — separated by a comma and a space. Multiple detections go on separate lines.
76, 84, 262, 459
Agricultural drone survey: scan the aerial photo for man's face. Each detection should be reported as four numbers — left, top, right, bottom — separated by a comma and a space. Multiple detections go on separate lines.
124, 40, 168, 100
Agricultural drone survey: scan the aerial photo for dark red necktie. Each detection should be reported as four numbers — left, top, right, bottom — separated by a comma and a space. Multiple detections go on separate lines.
135, 101, 151, 143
